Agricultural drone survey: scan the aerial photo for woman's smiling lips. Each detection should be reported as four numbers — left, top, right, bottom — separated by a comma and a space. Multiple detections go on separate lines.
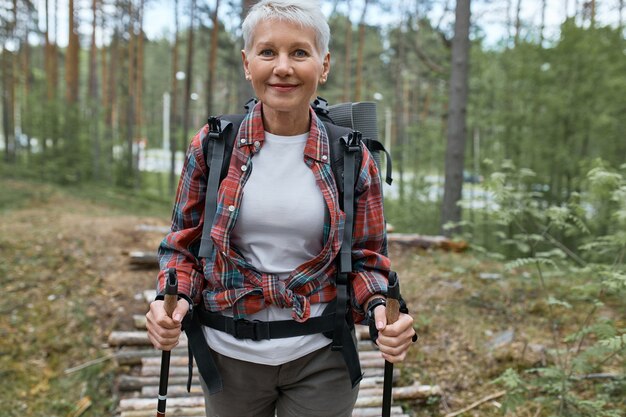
268, 83, 299, 92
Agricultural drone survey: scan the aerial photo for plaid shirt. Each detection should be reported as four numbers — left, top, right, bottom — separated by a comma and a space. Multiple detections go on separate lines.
157, 102, 390, 323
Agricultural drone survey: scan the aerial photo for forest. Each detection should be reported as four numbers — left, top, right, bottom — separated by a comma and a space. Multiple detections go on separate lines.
0, 0, 625, 416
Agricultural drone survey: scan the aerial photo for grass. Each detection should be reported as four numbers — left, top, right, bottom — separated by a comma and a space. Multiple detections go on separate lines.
390, 247, 624, 416
0, 178, 166, 416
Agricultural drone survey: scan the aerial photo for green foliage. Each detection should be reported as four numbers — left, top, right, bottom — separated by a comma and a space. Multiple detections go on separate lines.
477, 162, 626, 416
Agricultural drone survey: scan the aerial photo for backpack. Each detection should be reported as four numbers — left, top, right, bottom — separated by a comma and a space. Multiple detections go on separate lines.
182, 96, 393, 394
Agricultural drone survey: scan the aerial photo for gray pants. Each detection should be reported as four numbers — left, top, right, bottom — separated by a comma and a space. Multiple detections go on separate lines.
200, 345, 359, 417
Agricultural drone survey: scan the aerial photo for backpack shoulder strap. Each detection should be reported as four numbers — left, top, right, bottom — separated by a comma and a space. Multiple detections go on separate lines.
198, 114, 245, 258
323, 121, 358, 199
325, 121, 364, 386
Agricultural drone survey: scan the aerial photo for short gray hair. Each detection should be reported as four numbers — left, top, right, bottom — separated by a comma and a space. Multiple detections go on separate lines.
242, 0, 330, 56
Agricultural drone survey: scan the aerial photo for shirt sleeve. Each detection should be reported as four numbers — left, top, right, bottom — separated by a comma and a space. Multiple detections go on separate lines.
349, 144, 391, 323
156, 126, 209, 303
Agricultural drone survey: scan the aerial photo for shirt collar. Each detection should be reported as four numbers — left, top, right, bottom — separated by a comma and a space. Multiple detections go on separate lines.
236, 102, 331, 164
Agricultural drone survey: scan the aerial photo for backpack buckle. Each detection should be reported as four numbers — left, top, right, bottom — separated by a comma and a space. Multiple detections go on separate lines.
312, 96, 329, 116
230, 319, 271, 341
208, 117, 222, 140
345, 131, 362, 152
243, 98, 258, 113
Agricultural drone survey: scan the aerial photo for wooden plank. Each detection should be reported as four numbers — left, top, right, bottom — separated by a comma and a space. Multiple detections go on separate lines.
388, 233, 468, 252
108, 331, 187, 347
141, 384, 204, 397
141, 365, 193, 377
119, 397, 204, 411
358, 382, 443, 400
355, 383, 442, 407
119, 375, 193, 391
121, 406, 406, 417
122, 408, 205, 417
115, 346, 188, 365
129, 251, 158, 268
135, 224, 170, 234
351, 406, 406, 416
135, 383, 437, 402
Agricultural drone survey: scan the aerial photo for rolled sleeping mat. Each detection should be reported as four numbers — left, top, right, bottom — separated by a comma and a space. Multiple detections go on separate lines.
328, 102, 384, 181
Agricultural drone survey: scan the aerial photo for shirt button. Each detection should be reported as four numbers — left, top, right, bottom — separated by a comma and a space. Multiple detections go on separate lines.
228, 205, 235, 212
241, 165, 247, 172
254, 141, 261, 148
322, 155, 328, 161
240, 138, 246, 144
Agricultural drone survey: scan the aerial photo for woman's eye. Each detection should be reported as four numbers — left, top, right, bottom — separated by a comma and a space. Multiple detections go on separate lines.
294, 49, 308, 58
260, 49, 274, 57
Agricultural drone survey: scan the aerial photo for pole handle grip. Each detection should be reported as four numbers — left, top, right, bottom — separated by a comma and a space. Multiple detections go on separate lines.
385, 272, 400, 325
163, 268, 178, 318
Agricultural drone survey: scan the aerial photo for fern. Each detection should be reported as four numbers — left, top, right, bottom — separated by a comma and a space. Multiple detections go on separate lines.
483, 162, 626, 416
598, 334, 626, 351
547, 296, 572, 309
505, 257, 556, 270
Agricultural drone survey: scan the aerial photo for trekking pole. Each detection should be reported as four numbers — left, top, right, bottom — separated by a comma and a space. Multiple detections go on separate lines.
382, 272, 400, 417
156, 268, 178, 417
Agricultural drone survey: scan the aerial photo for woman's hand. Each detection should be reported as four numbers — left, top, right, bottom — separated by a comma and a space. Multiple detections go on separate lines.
371, 305, 416, 363
146, 298, 190, 351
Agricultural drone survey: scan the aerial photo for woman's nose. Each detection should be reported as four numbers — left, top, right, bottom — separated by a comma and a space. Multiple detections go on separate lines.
273, 54, 293, 76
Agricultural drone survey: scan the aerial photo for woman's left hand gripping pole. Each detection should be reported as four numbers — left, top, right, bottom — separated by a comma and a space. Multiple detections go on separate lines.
156, 268, 178, 417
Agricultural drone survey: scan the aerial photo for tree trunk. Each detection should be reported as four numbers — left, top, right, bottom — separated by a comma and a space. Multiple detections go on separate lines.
101, 4, 108, 112
342, 1, 353, 102
90, 0, 100, 179
19, 31, 30, 159
354, 0, 370, 102
514, 0, 522, 46
44, 0, 54, 102
237, 0, 257, 107
1, 50, 15, 162
394, 22, 406, 202
441, 0, 471, 237
206, 0, 221, 115
105, 32, 119, 183
136, 0, 145, 136
539, 0, 547, 45
181, 0, 196, 153
51, 0, 59, 103
106, 33, 118, 128
89, 0, 98, 99
127, 0, 136, 181
169, 0, 180, 196
66, 0, 80, 104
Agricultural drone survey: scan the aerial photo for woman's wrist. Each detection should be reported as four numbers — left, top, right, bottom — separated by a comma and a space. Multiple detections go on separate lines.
365, 295, 386, 314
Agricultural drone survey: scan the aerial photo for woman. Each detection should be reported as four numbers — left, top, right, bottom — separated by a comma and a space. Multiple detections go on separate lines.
146, 1, 416, 416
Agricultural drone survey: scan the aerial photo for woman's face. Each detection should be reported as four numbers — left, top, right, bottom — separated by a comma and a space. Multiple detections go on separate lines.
242, 19, 330, 119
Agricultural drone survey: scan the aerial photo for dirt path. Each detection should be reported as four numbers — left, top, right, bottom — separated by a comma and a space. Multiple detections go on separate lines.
0, 181, 171, 416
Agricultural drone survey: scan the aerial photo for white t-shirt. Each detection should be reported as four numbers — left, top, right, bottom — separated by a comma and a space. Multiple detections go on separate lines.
203, 131, 332, 365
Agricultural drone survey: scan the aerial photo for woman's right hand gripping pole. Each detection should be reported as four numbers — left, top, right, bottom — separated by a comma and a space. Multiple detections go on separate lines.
146, 298, 190, 351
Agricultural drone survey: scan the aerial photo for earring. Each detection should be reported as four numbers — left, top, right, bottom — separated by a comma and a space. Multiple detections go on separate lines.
245, 74, 251, 80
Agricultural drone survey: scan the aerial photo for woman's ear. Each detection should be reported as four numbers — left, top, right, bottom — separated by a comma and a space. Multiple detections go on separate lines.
242, 50, 251, 80
322, 52, 330, 80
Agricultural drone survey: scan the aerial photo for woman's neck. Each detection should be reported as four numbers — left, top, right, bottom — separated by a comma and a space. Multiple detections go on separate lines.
261, 106, 311, 136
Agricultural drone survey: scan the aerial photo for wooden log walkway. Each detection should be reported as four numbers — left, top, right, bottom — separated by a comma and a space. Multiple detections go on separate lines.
110, 285, 440, 416
111, 322, 441, 416
110, 320, 441, 416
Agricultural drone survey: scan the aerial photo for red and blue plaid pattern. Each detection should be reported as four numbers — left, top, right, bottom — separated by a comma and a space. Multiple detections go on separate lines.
157, 102, 390, 323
